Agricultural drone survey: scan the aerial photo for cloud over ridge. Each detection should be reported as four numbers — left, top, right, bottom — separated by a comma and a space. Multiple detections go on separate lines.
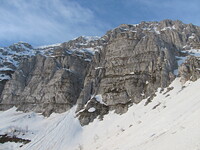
1, 0, 200, 47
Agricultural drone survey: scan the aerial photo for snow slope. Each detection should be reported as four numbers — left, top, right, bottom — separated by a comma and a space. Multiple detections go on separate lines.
0, 77, 200, 150
81, 78, 200, 150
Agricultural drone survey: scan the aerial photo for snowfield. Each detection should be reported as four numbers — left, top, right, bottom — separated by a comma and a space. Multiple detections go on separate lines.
0, 77, 200, 150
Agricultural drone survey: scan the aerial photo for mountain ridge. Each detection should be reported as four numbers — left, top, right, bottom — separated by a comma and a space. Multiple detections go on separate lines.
0, 19, 200, 150
0, 19, 200, 125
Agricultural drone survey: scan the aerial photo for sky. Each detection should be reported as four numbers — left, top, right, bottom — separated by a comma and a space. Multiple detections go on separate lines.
0, 0, 200, 47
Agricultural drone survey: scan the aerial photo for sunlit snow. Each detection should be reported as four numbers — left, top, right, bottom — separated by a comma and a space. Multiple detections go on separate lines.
0, 77, 200, 150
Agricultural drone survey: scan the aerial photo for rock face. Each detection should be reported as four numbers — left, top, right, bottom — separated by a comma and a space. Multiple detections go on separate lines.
76, 20, 200, 125
0, 20, 200, 124
0, 53, 91, 116
78, 96, 109, 126
179, 55, 200, 83
0, 42, 101, 116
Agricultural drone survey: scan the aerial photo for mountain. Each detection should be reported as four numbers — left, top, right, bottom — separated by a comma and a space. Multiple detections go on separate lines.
0, 19, 200, 150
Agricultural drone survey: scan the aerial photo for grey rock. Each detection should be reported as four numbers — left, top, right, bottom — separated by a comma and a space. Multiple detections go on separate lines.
179, 56, 200, 84
76, 20, 200, 125
77, 97, 109, 126
1, 20, 200, 125
0, 48, 92, 116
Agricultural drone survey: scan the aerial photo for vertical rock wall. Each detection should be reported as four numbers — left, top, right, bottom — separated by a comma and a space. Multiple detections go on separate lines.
0, 20, 200, 123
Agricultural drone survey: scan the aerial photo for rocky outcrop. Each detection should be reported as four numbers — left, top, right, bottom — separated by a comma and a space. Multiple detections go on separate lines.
0, 42, 36, 97
1, 20, 200, 125
76, 20, 200, 125
77, 96, 109, 126
179, 55, 200, 83
77, 20, 200, 118
0, 48, 94, 116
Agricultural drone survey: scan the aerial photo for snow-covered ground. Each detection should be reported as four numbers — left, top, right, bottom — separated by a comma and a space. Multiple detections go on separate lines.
81, 78, 200, 150
0, 77, 200, 150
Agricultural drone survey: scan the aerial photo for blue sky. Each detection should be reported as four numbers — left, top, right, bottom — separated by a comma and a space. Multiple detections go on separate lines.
0, 0, 200, 47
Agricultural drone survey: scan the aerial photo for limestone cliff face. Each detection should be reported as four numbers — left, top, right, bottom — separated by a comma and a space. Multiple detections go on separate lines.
0, 20, 200, 124
0, 53, 90, 116
0, 41, 102, 116
76, 20, 200, 125
179, 55, 200, 83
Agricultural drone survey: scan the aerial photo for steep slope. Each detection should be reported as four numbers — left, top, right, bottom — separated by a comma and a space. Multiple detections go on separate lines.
0, 42, 35, 96
76, 19, 200, 124
80, 78, 200, 150
0, 19, 200, 150
0, 77, 200, 150
0, 37, 103, 116
0, 19, 200, 123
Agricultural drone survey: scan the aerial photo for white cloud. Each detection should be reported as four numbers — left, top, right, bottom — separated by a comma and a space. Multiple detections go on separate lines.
0, 0, 109, 47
